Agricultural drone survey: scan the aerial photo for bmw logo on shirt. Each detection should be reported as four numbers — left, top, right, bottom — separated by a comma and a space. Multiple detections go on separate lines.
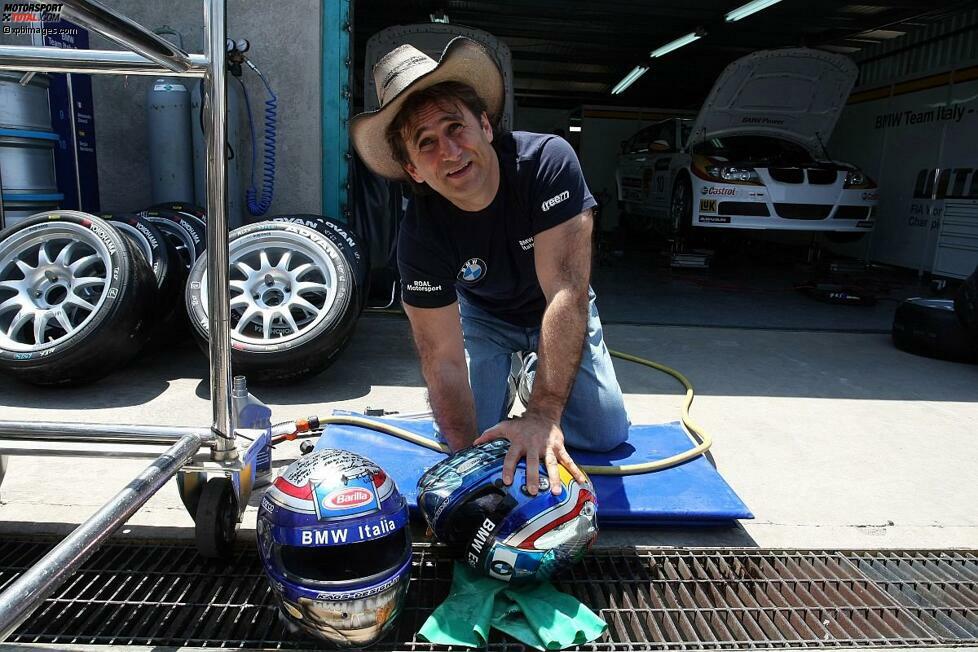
457, 258, 487, 285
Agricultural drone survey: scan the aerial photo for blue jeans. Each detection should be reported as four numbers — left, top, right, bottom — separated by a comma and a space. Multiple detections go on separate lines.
458, 288, 630, 452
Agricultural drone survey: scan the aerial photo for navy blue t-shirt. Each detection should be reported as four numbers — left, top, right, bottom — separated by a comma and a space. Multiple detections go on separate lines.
397, 131, 596, 327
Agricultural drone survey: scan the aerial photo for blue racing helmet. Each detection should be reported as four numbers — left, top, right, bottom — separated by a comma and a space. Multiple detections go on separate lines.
417, 440, 598, 582
257, 449, 411, 647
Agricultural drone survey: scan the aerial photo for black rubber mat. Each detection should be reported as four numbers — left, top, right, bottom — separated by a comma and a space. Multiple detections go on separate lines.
1, 536, 976, 649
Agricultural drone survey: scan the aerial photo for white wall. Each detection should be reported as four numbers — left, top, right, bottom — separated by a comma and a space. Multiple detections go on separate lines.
829, 69, 978, 275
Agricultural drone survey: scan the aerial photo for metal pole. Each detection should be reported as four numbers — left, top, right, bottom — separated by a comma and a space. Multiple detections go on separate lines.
65, 73, 84, 209
0, 153, 5, 230
0, 434, 202, 640
0, 46, 207, 76
203, 0, 234, 456
0, 421, 216, 446
60, 0, 194, 73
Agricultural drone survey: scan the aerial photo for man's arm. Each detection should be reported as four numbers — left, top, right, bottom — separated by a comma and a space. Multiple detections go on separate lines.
403, 301, 478, 451
527, 209, 592, 423
474, 209, 593, 493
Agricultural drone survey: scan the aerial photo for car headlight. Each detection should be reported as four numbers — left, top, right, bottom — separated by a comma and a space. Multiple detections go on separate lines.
843, 169, 876, 189
706, 165, 759, 183
691, 155, 763, 185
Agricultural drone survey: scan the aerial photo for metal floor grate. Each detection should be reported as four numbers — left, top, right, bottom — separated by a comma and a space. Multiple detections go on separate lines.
0, 536, 976, 650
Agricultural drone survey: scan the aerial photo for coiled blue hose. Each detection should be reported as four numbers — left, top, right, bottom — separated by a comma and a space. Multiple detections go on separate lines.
240, 61, 277, 217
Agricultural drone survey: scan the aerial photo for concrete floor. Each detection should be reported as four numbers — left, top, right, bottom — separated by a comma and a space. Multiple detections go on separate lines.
1, 259, 976, 550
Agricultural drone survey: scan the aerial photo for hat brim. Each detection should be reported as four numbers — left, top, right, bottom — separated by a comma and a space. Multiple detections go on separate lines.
349, 37, 505, 181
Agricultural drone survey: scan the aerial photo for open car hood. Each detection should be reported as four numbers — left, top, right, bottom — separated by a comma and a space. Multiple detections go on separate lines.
688, 48, 857, 153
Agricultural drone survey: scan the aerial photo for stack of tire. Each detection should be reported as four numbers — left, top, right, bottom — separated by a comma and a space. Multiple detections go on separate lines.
892, 265, 978, 364
0, 207, 366, 385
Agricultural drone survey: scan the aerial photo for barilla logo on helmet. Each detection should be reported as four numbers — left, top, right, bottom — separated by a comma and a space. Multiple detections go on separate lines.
312, 477, 379, 520
323, 487, 374, 510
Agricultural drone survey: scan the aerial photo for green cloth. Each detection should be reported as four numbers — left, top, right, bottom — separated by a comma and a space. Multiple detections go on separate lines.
419, 562, 607, 650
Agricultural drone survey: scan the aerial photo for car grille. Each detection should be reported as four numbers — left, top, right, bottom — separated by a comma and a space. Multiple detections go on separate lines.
718, 201, 770, 216
807, 168, 838, 184
767, 167, 805, 183
774, 204, 833, 219
833, 205, 872, 220
766, 168, 839, 185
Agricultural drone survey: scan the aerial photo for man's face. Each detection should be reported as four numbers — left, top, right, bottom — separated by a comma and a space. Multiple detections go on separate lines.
400, 99, 497, 208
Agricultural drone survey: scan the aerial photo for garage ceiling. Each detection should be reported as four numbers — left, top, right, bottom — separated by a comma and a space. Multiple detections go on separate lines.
353, 0, 974, 111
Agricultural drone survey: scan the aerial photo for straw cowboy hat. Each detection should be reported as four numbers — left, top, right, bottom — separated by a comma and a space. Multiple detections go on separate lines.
350, 36, 504, 181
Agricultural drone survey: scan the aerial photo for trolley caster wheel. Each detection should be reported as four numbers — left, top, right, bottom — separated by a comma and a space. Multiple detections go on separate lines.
195, 477, 238, 559
299, 440, 316, 455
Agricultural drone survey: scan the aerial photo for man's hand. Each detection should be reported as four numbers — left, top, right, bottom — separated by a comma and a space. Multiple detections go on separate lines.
473, 412, 587, 495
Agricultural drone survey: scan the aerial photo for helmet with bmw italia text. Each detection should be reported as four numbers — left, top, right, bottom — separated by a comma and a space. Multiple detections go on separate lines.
256, 449, 411, 647
417, 439, 598, 582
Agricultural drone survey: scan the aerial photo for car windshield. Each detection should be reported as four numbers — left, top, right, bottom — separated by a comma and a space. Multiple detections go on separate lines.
623, 125, 661, 154
693, 136, 813, 166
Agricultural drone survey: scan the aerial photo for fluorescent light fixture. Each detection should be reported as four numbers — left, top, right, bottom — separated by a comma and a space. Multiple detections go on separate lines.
725, 0, 783, 22
649, 32, 700, 58
569, 125, 582, 132
611, 65, 648, 95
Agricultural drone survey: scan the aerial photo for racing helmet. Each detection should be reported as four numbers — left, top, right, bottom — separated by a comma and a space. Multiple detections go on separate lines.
257, 449, 411, 646
417, 439, 597, 582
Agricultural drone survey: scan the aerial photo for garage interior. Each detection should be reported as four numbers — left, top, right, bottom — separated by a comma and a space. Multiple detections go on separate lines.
0, 0, 976, 649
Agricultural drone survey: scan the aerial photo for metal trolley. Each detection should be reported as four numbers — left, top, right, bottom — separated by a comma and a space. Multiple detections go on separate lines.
0, 0, 268, 638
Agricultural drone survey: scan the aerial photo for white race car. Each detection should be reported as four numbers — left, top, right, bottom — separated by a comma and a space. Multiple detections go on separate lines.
616, 48, 878, 238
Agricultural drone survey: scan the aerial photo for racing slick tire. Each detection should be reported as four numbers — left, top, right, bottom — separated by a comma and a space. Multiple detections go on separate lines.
892, 298, 977, 363
100, 211, 185, 326
0, 211, 156, 385
137, 208, 207, 271
185, 221, 360, 384
245, 213, 370, 304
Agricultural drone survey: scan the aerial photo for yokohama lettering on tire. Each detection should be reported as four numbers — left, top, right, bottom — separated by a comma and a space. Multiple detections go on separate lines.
100, 212, 186, 330
137, 208, 207, 271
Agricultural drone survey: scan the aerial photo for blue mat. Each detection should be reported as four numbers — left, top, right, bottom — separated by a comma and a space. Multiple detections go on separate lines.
314, 411, 752, 526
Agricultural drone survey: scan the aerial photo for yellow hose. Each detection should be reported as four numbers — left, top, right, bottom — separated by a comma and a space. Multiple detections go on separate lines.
317, 350, 711, 476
